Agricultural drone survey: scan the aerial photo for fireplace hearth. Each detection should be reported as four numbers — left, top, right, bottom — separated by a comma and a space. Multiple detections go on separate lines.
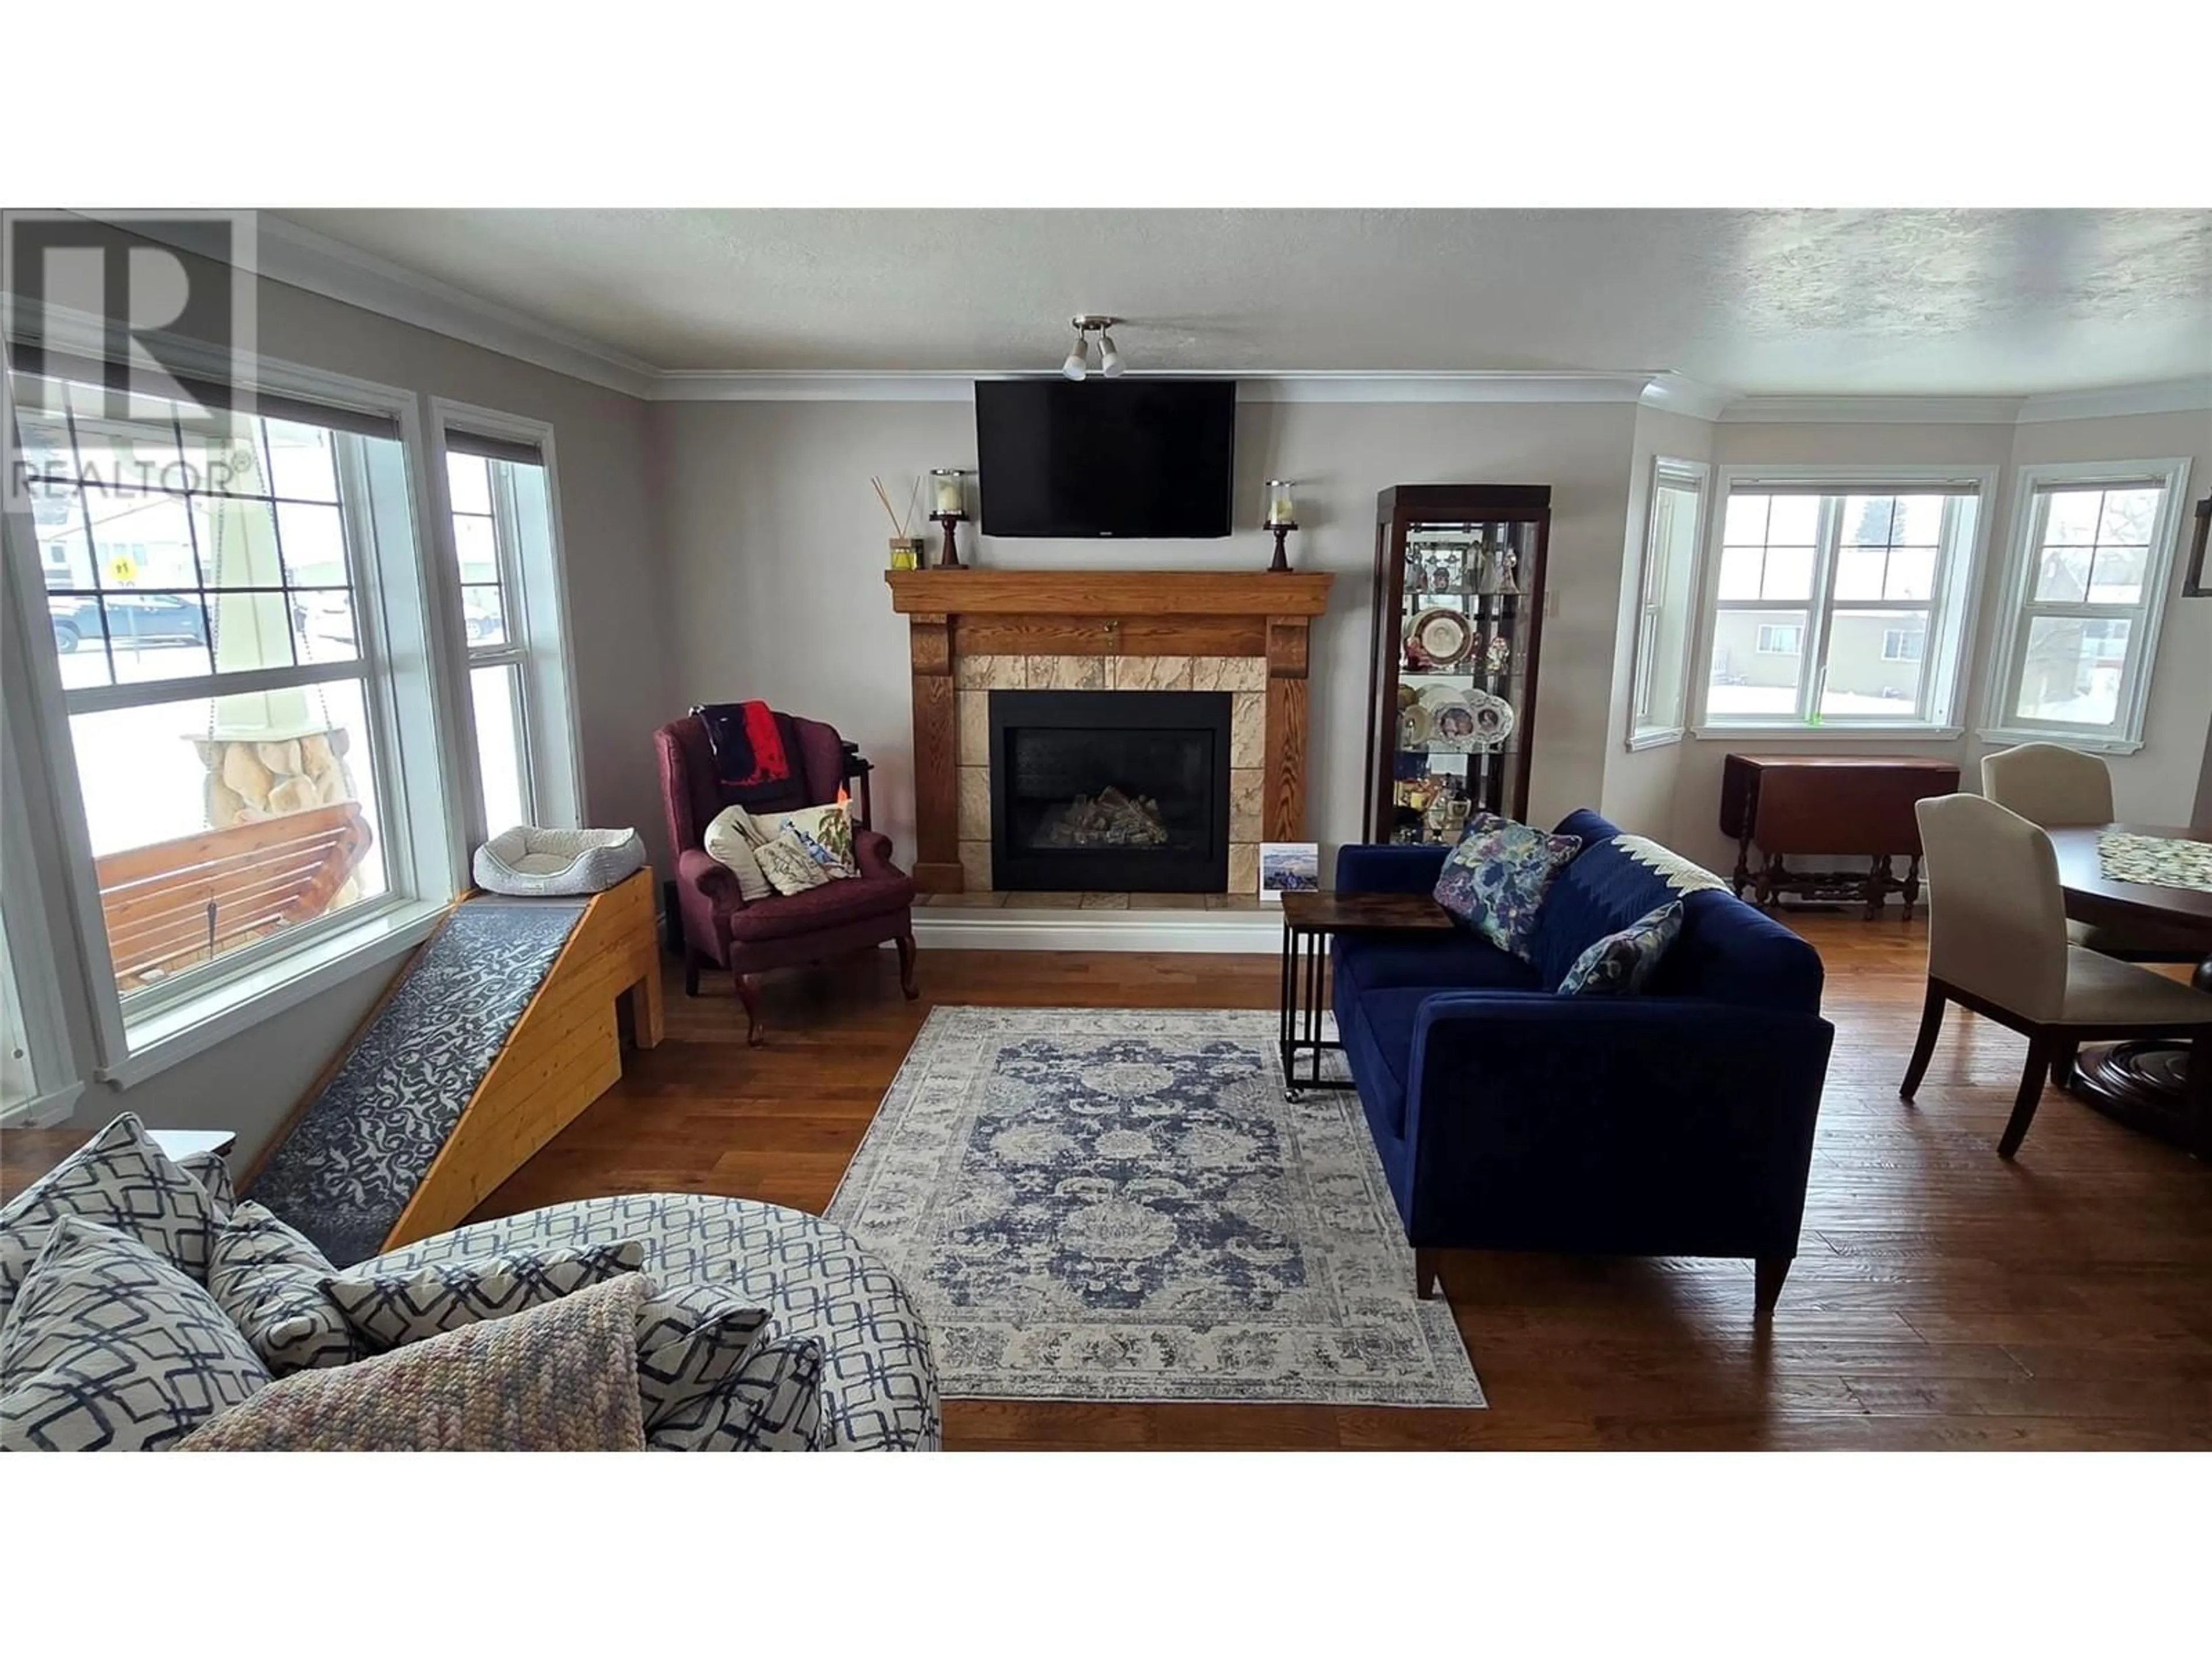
990, 690, 1231, 892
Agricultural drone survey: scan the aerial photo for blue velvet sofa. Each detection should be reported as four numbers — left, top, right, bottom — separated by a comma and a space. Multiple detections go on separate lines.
1332, 808, 1834, 1317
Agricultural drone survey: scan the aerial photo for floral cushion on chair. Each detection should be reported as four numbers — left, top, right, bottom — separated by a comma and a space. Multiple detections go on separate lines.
754, 828, 832, 896
1433, 812, 1582, 960
1556, 900, 1684, 996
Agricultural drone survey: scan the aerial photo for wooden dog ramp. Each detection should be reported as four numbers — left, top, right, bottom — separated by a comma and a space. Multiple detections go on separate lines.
246, 869, 661, 1264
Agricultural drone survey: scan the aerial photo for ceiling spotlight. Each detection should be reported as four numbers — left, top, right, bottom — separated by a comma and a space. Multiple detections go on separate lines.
1059, 314, 1124, 381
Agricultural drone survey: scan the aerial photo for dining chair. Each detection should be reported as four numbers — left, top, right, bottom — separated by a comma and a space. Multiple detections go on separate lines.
1980, 742, 2200, 964
1900, 793, 2212, 1158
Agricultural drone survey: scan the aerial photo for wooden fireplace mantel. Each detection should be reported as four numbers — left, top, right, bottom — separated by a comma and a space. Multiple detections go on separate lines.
886, 568, 1334, 893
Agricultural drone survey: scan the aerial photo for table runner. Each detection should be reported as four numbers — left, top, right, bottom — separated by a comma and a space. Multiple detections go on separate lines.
2097, 831, 2212, 894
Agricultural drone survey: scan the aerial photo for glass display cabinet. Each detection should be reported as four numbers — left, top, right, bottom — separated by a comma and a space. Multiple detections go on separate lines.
1363, 483, 1552, 844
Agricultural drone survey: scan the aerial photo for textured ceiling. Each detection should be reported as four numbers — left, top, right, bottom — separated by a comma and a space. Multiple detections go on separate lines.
271, 208, 2212, 395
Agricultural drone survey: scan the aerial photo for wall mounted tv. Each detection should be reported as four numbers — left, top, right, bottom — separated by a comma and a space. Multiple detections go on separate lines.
974, 378, 1236, 539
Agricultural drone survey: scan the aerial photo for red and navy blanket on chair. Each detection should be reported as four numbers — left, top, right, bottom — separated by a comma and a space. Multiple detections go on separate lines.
693, 701, 794, 798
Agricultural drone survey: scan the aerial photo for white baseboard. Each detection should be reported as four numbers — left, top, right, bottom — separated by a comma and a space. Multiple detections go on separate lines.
912, 906, 1281, 953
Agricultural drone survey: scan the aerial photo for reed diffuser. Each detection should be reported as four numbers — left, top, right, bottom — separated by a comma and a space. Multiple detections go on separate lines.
873, 475, 924, 569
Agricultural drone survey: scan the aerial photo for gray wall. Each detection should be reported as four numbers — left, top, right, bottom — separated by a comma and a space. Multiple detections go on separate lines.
646, 395, 1640, 865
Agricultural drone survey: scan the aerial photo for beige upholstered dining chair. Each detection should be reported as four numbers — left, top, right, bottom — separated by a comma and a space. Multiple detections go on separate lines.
1980, 742, 2199, 963
1901, 793, 2212, 1158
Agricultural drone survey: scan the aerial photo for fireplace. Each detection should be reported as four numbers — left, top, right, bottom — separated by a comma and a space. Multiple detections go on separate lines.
989, 690, 1232, 892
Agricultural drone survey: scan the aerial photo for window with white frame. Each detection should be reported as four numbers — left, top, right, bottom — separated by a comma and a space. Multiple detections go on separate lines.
1984, 460, 2192, 749
435, 415, 577, 841
1697, 472, 1988, 729
1, 915, 34, 1117
5, 357, 457, 1044
1627, 459, 1707, 747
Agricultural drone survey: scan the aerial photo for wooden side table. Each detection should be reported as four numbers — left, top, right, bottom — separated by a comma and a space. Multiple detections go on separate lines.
1719, 752, 1959, 919
1278, 891, 1454, 1098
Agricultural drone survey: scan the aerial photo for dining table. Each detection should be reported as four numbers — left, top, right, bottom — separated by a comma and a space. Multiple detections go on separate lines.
2047, 823, 2212, 1154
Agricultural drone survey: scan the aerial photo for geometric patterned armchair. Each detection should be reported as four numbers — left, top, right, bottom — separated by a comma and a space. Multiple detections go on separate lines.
654, 711, 917, 1045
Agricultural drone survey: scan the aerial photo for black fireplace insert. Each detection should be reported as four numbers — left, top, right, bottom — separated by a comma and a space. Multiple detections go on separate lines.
988, 689, 1232, 892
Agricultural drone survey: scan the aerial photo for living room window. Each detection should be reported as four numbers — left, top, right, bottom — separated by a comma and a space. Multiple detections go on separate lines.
432, 407, 581, 841
1981, 459, 2192, 753
1694, 467, 1991, 732
1626, 458, 1707, 749
4, 347, 468, 1075
0, 916, 35, 1119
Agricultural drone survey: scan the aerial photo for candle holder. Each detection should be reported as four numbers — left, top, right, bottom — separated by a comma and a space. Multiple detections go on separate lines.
929, 469, 969, 569
1263, 479, 1298, 573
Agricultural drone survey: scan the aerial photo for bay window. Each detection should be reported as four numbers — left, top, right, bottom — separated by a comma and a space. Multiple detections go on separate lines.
1626, 458, 1707, 748
1982, 460, 2191, 752
1695, 468, 1993, 732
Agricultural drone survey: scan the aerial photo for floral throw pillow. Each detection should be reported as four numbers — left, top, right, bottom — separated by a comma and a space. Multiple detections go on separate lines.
771, 805, 856, 877
1556, 900, 1684, 996
755, 828, 831, 896
1432, 812, 1582, 960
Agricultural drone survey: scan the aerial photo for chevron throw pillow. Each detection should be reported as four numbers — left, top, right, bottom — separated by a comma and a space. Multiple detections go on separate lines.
326, 1241, 647, 1352
634, 1283, 773, 1435
206, 1202, 362, 1376
1, 1218, 269, 1452
0, 1114, 219, 1319
648, 1331, 824, 1452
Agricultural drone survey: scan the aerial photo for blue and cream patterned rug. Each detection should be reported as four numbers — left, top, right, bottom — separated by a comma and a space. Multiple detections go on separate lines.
827, 1007, 1484, 1407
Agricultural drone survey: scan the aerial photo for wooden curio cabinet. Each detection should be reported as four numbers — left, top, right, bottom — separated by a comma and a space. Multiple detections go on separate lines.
1363, 484, 1552, 844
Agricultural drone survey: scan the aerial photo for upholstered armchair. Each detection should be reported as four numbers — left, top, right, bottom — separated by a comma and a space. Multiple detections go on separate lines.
654, 712, 916, 1044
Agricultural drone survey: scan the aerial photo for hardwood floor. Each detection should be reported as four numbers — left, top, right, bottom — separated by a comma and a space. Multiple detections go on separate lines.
477, 914, 2212, 1450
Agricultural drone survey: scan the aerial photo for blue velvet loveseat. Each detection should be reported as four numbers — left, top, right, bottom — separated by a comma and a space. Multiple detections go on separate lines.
1331, 808, 1834, 1317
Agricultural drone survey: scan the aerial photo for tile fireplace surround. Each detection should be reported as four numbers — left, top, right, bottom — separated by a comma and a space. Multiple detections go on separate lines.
885, 570, 1334, 896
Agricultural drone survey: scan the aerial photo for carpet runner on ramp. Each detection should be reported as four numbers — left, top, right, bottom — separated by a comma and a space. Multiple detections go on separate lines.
250, 898, 588, 1266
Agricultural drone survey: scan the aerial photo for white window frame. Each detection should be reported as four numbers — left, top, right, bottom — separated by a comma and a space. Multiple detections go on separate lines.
1755, 623, 1802, 655
1625, 456, 1709, 751
1881, 627, 1923, 663
425, 400, 584, 847
1978, 457, 2192, 756
1, 709, 86, 1128
1690, 463, 1998, 738
2, 323, 464, 1086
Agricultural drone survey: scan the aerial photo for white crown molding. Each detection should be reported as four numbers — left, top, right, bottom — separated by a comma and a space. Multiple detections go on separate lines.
649, 369, 1671, 404
2016, 376, 2212, 424
1717, 394, 2027, 425
1638, 373, 1736, 422
251, 217, 661, 399
93, 211, 661, 400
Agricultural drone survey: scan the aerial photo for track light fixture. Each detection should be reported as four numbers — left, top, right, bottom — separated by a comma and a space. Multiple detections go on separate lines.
1059, 314, 1124, 380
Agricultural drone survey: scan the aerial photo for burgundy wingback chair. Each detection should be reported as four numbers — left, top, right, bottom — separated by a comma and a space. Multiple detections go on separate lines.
655, 711, 916, 1044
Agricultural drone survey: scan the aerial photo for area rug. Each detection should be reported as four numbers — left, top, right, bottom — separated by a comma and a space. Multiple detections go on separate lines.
826, 1006, 1484, 1408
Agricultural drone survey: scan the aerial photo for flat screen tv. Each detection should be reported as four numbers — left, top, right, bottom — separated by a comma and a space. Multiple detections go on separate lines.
974, 379, 1236, 539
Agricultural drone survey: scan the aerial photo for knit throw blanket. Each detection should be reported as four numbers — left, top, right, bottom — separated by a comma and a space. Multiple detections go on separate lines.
179, 1276, 650, 1452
